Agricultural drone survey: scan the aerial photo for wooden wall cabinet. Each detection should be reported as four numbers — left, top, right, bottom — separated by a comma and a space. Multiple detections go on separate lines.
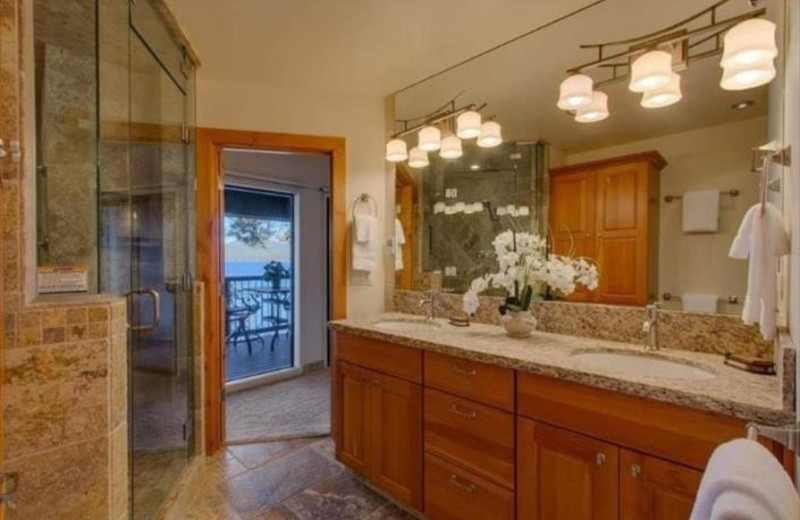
550, 151, 666, 305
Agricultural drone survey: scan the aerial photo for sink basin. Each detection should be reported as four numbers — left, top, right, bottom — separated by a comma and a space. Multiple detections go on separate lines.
571, 350, 715, 380
373, 319, 441, 332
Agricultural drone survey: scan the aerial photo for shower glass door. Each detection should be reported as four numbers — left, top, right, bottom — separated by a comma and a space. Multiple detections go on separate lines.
127, 29, 193, 520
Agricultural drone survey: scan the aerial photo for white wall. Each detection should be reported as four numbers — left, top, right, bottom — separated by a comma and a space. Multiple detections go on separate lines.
566, 117, 767, 313
197, 78, 388, 318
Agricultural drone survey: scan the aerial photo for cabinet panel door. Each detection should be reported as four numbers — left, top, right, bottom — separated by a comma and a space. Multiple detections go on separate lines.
550, 171, 597, 302
371, 371, 423, 509
336, 361, 371, 475
595, 163, 649, 305
621, 450, 702, 520
518, 418, 619, 520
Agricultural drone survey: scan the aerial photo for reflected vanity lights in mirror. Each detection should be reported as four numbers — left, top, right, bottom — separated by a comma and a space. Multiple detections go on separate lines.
392, 0, 789, 317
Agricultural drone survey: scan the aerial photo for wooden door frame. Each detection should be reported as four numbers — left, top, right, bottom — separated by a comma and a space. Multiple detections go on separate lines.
196, 128, 347, 455
394, 164, 416, 291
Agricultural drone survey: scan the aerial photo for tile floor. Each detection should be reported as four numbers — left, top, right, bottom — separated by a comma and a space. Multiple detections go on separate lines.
187, 437, 417, 520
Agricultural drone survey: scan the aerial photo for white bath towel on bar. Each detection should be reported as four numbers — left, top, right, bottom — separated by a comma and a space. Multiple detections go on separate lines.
690, 438, 799, 520
394, 218, 406, 271
682, 293, 718, 313
729, 202, 790, 340
351, 215, 377, 272
683, 189, 720, 233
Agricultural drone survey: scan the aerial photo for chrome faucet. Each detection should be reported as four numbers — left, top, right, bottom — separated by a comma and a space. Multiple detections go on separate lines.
643, 302, 660, 351
419, 290, 437, 320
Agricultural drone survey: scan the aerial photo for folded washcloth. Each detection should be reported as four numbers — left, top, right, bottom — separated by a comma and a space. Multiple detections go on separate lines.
683, 189, 720, 233
729, 203, 790, 340
690, 438, 799, 520
682, 293, 718, 313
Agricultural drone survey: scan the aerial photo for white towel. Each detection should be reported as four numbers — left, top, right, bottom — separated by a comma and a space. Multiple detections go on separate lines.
690, 439, 799, 520
351, 215, 377, 272
354, 214, 374, 243
683, 190, 720, 233
394, 218, 406, 271
729, 203, 790, 340
682, 293, 718, 313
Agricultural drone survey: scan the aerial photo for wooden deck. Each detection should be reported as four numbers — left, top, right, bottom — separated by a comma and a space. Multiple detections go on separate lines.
226, 332, 293, 381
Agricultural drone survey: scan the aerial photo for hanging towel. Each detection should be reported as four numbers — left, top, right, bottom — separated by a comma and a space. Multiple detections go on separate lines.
683, 190, 720, 233
354, 214, 374, 243
394, 218, 406, 271
682, 293, 718, 313
690, 438, 800, 520
351, 215, 377, 272
729, 203, 790, 340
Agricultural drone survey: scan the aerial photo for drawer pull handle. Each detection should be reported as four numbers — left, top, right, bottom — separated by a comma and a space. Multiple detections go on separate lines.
596, 453, 606, 466
450, 365, 477, 377
630, 464, 642, 478
449, 475, 477, 493
449, 404, 477, 419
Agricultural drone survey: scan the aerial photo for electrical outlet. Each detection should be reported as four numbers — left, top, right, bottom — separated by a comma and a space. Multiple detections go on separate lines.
444, 266, 457, 277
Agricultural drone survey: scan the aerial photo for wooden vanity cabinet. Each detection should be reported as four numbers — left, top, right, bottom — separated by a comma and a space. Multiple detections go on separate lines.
550, 151, 665, 305
620, 450, 703, 520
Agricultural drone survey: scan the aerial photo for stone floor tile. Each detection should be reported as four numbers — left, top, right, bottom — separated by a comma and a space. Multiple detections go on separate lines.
282, 472, 386, 520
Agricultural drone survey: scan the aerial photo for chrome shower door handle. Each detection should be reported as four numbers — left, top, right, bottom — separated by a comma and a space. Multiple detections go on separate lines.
126, 288, 162, 331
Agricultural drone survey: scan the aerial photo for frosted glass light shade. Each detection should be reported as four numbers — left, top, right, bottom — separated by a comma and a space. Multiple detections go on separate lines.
629, 50, 673, 93
456, 111, 482, 139
440, 135, 463, 159
418, 126, 441, 152
721, 60, 776, 90
385, 139, 408, 162
408, 147, 429, 168
721, 19, 778, 68
641, 73, 682, 108
557, 74, 594, 109
477, 121, 502, 148
575, 91, 609, 123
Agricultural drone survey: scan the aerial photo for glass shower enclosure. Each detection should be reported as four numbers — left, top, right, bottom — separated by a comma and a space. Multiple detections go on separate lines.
34, 0, 196, 518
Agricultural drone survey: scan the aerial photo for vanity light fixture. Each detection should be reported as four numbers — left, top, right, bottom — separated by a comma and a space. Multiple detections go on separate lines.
575, 91, 609, 123
641, 73, 682, 108
408, 147, 429, 168
477, 121, 503, 147
557, 74, 594, 109
629, 50, 673, 93
720, 60, 776, 90
456, 111, 482, 139
418, 126, 441, 152
385, 139, 408, 162
440, 134, 463, 159
721, 18, 777, 68
470, 164, 480, 171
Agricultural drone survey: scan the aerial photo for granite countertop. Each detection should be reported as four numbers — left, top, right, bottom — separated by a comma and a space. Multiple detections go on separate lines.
330, 313, 795, 426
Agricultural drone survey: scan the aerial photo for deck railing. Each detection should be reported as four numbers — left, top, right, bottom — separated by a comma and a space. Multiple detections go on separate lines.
224, 275, 292, 335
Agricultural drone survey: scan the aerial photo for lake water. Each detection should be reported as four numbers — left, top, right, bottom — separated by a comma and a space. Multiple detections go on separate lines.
225, 261, 291, 277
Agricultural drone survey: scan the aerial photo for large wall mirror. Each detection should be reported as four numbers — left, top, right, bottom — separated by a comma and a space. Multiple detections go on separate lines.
392, 0, 791, 316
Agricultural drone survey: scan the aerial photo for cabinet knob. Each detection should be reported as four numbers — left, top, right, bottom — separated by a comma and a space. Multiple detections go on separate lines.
449, 474, 477, 494
596, 453, 606, 466
630, 464, 642, 478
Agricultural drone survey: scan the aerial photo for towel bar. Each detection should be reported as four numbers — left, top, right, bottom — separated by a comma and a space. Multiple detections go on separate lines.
746, 422, 800, 452
662, 293, 739, 304
664, 189, 739, 203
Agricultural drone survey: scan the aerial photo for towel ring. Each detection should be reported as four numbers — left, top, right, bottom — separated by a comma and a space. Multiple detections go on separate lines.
351, 193, 378, 218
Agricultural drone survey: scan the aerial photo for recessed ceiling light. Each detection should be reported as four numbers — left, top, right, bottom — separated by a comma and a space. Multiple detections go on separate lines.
470, 164, 480, 171
732, 100, 755, 110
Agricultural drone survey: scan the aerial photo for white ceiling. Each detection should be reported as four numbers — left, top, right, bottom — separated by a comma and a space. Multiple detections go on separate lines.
163, 0, 598, 96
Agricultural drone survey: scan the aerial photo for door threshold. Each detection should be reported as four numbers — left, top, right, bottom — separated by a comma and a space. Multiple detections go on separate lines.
225, 366, 303, 394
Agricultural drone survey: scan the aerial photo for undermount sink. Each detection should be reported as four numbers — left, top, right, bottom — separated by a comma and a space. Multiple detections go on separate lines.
373, 319, 441, 332
571, 350, 716, 380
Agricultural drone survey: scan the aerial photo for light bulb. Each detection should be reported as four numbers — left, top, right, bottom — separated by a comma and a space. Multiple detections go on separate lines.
456, 111, 482, 139
408, 147, 429, 168
385, 139, 408, 162
418, 126, 441, 152
575, 91, 609, 123
477, 121, 502, 148
641, 73, 682, 108
557, 74, 594, 110
629, 50, 673, 93
440, 135, 463, 159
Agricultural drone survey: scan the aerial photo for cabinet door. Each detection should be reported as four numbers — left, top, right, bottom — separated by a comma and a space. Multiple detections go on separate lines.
595, 162, 649, 305
550, 170, 597, 302
336, 361, 371, 476
518, 418, 618, 520
371, 371, 423, 509
621, 450, 702, 520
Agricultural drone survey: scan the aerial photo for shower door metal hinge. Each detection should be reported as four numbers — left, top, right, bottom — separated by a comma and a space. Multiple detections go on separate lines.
0, 472, 19, 505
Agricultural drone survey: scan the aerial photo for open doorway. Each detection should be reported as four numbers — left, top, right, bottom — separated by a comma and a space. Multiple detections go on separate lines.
222, 149, 332, 445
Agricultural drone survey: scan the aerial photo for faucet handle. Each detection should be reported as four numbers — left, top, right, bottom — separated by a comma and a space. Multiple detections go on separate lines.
641, 321, 651, 334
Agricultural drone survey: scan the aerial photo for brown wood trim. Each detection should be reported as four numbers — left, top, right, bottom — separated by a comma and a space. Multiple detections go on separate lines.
196, 127, 347, 455
549, 151, 667, 176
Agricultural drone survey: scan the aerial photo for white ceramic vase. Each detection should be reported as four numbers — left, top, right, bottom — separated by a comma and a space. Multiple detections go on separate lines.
501, 310, 537, 338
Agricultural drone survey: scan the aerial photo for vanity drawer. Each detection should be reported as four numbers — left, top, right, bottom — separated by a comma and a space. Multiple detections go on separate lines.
425, 453, 515, 520
424, 352, 514, 411
424, 388, 515, 488
334, 332, 422, 383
